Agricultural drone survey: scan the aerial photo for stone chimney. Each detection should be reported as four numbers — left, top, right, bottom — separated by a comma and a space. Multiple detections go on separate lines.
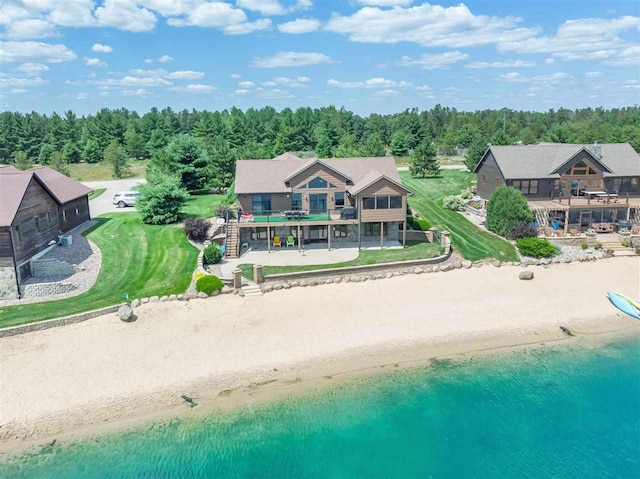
589, 141, 602, 159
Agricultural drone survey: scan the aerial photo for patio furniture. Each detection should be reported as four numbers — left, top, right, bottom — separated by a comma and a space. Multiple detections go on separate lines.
583, 190, 607, 200
240, 212, 254, 223
283, 210, 308, 220
615, 220, 632, 232
286, 235, 295, 247
596, 193, 618, 203
632, 224, 640, 234
273, 236, 282, 248
593, 223, 614, 233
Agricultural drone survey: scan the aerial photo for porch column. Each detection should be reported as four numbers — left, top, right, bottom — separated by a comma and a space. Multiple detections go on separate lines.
357, 195, 362, 250
380, 221, 384, 249
402, 219, 406, 247
328, 226, 331, 251
564, 209, 569, 234
297, 225, 301, 252
267, 226, 271, 253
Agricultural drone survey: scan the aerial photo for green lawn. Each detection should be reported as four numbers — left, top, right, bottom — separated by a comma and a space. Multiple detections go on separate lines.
182, 194, 226, 218
0, 213, 199, 329
401, 171, 518, 262
68, 160, 149, 182
238, 241, 442, 279
88, 188, 106, 200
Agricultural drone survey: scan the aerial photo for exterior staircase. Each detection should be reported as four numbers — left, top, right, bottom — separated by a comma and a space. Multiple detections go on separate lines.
225, 219, 239, 259
242, 282, 263, 297
599, 240, 636, 257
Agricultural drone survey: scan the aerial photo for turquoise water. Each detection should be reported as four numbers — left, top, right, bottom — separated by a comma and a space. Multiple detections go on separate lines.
2, 336, 640, 478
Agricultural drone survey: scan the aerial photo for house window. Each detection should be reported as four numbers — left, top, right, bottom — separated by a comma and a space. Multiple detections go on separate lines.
362, 197, 375, 209
482, 174, 486, 185
364, 223, 388, 236
18, 262, 32, 281
75, 207, 80, 216
334, 225, 348, 237
376, 196, 389, 209
34, 217, 40, 234
329, 183, 338, 189
309, 194, 327, 212
63, 210, 67, 223
512, 180, 538, 195
14, 225, 21, 244
334, 192, 345, 208
46, 211, 52, 224
309, 177, 328, 189
252, 195, 271, 213
291, 193, 302, 210
390, 196, 402, 209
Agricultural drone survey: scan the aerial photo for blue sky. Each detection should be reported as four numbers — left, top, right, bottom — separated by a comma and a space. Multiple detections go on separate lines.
0, 0, 638, 115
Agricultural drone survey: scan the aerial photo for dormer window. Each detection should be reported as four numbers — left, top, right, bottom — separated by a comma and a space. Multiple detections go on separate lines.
309, 177, 328, 188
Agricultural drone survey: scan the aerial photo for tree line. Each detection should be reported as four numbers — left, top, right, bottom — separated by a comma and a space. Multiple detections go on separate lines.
1, 105, 638, 188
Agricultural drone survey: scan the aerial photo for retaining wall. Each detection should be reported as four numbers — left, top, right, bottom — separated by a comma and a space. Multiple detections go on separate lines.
0, 266, 19, 300
20, 281, 77, 298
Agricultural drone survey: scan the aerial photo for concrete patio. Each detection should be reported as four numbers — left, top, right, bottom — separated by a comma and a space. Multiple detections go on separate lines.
220, 240, 402, 278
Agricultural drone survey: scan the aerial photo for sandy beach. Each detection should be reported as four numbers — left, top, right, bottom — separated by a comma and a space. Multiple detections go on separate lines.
1, 257, 639, 453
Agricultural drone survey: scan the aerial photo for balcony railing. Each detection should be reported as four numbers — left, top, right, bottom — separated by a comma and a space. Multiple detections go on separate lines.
236, 207, 358, 224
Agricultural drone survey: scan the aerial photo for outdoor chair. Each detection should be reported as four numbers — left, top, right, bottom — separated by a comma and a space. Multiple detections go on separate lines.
286, 235, 295, 247
273, 236, 282, 248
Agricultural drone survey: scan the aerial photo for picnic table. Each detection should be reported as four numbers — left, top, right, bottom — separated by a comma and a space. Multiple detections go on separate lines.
282, 210, 308, 220
582, 190, 607, 199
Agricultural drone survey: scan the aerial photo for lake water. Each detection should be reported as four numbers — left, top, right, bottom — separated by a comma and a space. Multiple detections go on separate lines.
2, 335, 639, 478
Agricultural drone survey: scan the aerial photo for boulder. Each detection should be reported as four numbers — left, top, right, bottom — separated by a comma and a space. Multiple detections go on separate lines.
209, 290, 219, 297
432, 265, 440, 272
274, 284, 283, 290
177, 294, 187, 301
453, 260, 463, 269
238, 289, 245, 297
221, 285, 234, 294
118, 304, 134, 322
197, 291, 208, 299
168, 294, 177, 301
441, 263, 455, 272
141, 297, 149, 304
149, 295, 160, 303
282, 282, 291, 289
160, 295, 169, 302
130, 298, 141, 309
519, 271, 534, 280
462, 260, 472, 269
414, 267, 423, 274
188, 292, 198, 299
491, 260, 501, 268
290, 281, 300, 287
385, 272, 393, 279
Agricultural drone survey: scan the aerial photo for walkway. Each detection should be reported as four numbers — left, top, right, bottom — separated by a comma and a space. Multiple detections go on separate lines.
219, 241, 402, 278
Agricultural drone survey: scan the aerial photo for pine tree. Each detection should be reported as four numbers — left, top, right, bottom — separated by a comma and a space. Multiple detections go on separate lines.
104, 140, 130, 179
82, 140, 102, 163
62, 140, 81, 164
14, 151, 33, 170
124, 127, 147, 159
390, 130, 411, 156
50, 151, 70, 176
410, 141, 439, 178
464, 137, 488, 171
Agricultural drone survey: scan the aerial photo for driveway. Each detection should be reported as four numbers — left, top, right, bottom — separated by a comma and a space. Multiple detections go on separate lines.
83, 178, 146, 218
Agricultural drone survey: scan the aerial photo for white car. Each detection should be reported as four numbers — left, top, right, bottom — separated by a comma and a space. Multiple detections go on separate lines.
112, 191, 141, 208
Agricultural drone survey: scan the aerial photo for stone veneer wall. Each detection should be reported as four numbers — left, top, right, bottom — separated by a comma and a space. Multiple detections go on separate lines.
20, 281, 77, 298
0, 266, 19, 300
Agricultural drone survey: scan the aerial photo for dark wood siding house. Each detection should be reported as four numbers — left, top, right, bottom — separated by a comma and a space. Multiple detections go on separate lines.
230, 153, 411, 257
0, 166, 92, 299
473, 143, 640, 233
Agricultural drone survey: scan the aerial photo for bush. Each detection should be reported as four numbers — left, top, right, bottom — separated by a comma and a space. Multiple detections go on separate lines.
196, 275, 224, 295
195, 271, 206, 282
442, 195, 465, 211
137, 172, 190, 225
460, 189, 474, 200
594, 241, 603, 250
215, 203, 236, 220
517, 237, 558, 258
486, 186, 535, 239
581, 241, 589, 250
184, 217, 210, 242
513, 222, 538, 240
407, 216, 431, 231
203, 243, 223, 264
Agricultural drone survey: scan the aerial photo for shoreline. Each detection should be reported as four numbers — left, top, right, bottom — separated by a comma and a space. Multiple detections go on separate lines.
1, 258, 639, 457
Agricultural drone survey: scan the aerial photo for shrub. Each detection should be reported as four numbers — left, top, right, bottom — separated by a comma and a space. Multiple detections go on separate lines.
137, 172, 190, 225
196, 275, 224, 295
486, 186, 534, 239
513, 222, 538, 240
581, 241, 589, 250
203, 243, 223, 264
184, 217, 210, 242
517, 237, 558, 258
594, 241, 603, 250
408, 217, 431, 231
460, 189, 474, 200
215, 203, 236, 220
195, 271, 206, 282
622, 238, 632, 248
443, 195, 465, 211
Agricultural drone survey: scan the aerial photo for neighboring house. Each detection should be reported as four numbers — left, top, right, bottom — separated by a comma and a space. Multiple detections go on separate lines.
473, 143, 640, 232
0, 166, 93, 299
231, 153, 410, 256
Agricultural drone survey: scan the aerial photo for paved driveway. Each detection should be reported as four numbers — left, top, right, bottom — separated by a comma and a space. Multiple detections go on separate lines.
83, 178, 146, 218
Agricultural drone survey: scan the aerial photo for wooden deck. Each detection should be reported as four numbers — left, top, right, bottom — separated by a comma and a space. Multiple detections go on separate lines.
529, 197, 633, 210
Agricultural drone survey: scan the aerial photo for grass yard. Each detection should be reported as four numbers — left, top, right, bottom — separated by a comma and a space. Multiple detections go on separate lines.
68, 160, 149, 182
238, 241, 442, 279
182, 194, 226, 219
394, 155, 466, 168
0, 213, 198, 329
87, 188, 106, 200
401, 170, 518, 262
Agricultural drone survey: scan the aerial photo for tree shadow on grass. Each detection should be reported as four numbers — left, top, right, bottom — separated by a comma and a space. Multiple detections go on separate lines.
81, 216, 112, 237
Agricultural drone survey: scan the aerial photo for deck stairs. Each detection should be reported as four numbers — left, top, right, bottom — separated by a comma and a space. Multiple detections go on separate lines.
225, 219, 239, 259
241, 281, 263, 297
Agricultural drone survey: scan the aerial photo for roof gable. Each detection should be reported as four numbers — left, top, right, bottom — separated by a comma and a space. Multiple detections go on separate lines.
349, 170, 411, 195
284, 159, 352, 183
550, 147, 613, 175
0, 173, 35, 226
29, 167, 93, 204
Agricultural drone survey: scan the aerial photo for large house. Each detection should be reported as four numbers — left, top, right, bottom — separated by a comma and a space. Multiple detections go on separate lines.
230, 153, 410, 256
0, 166, 93, 299
473, 143, 640, 232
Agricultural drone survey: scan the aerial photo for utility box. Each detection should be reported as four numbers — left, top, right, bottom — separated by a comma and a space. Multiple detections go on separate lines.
59, 235, 73, 246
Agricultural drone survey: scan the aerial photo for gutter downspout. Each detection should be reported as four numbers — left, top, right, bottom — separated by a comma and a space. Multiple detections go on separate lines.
357, 194, 362, 250
8, 226, 21, 299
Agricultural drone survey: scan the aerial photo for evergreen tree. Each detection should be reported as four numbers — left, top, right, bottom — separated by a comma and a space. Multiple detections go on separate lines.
104, 140, 130, 179
155, 135, 210, 191
464, 137, 488, 171
209, 136, 237, 190
410, 141, 439, 178
14, 151, 32, 170
82, 140, 102, 163
124, 127, 147, 159
486, 186, 534, 239
390, 130, 411, 156
62, 140, 81, 164
360, 132, 386, 157
50, 151, 70, 176
146, 128, 168, 156
38, 143, 55, 165
137, 171, 189, 225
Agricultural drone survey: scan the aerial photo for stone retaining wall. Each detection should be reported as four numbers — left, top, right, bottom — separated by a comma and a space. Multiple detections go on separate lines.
0, 266, 19, 300
0, 304, 124, 338
20, 281, 77, 298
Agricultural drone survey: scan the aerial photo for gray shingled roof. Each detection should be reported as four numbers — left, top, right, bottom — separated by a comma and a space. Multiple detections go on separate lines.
483, 143, 639, 179
28, 166, 93, 204
235, 155, 402, 194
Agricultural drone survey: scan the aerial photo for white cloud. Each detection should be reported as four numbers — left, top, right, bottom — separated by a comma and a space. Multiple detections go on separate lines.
327, 77, 412, 88
234, 89, 251, 95
1, 19, 57, 40
238, 81, 255, 87
278, 18, 321, 34
256, 88, 294, 99
122, 88, 150, 96
92, 43, 113, 53
0, 41, 77, 63
373, 89, 399, 96
602, 45, 640, 66
166, 70, 204, 80
498, 71, 573, 84
75, 92, 89, 100
465, 59, 535, 69
144, 58, 153, 64
250, 51, 336, 67
230, 73, 241, 79
0, 77, 48, 88
158, 54, 174, 62
325, 3, 538, 48
222, 19, 272, 35
10, 88, 28, 94
98, 76, 174, 87
236, 0, 312, 16
545, 58, 555, 65
272, 76, 310, 87
498, 72, 527, 82
585, 71, 603, 78
16, 63, 49, 76
95, 0, 157, 32
169, 84, 215, 93
416, 85, 432, 91
166, 2, 271, 34
396, 51, 469, 70
84, 57, 108, 67
356, 0, 412, 5
262, 81, 277, 87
